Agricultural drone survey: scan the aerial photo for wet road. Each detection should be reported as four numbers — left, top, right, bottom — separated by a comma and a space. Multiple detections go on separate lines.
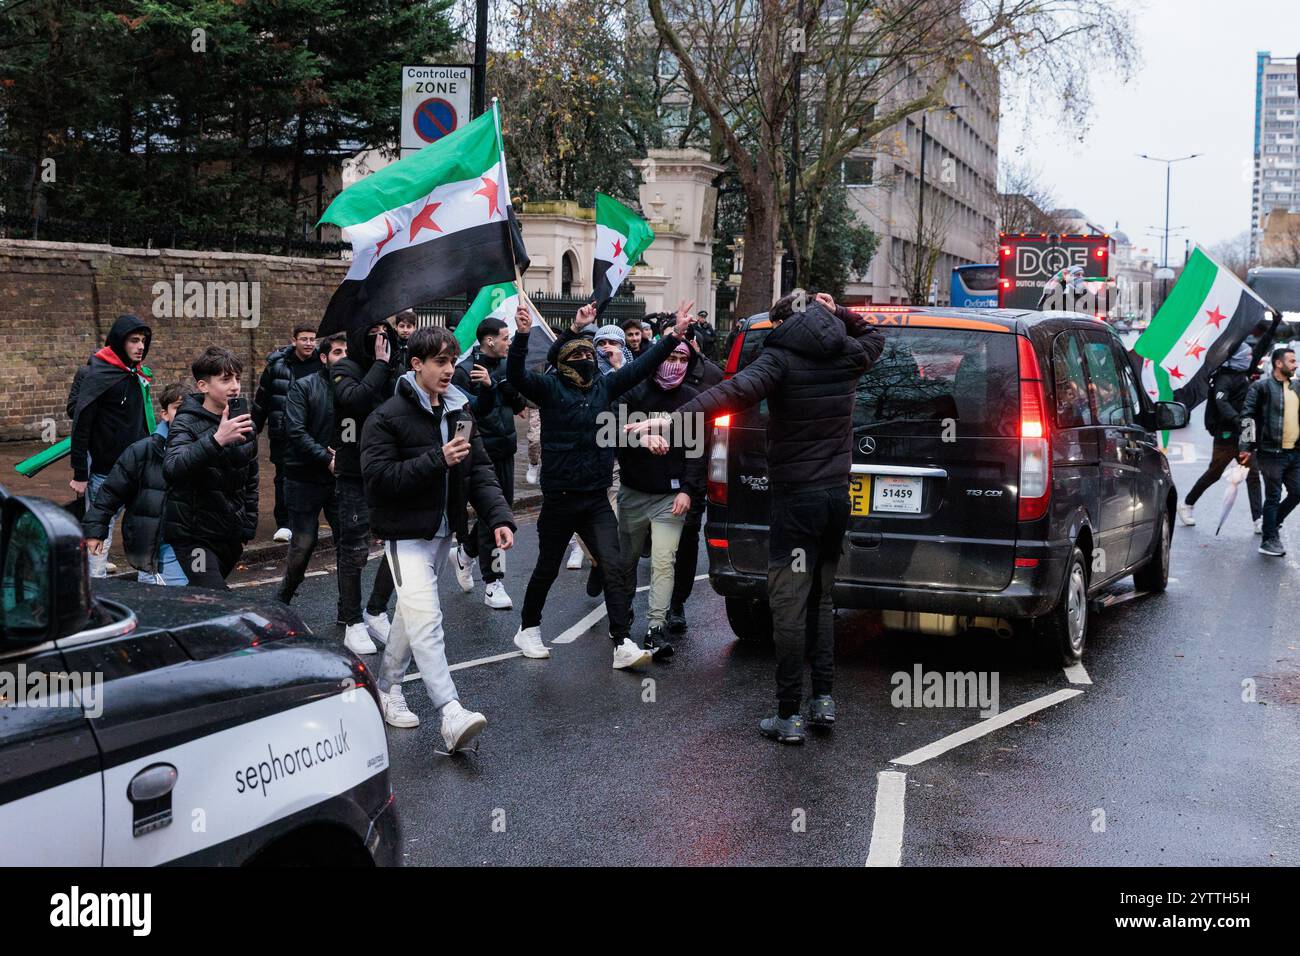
229, 431, 1300, 866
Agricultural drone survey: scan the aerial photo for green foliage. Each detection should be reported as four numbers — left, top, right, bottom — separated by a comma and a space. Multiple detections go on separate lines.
800, 180, 877, 301
0, 0, 458, 236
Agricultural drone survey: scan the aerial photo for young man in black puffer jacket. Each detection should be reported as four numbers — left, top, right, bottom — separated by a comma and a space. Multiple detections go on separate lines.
163, 347, 260, 589
507, 300, 691, 671
277, 332, 348, 608
629, 291, 885, 744
83, 382, 192, 585
450, 316, 526, 609
331, 318, 401, 655
361, 326, 516, 754
252, 324, 320, 540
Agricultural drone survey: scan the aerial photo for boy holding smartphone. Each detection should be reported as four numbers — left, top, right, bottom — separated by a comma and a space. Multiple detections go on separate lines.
163, 346, 260, 589
361, 326, 516, 753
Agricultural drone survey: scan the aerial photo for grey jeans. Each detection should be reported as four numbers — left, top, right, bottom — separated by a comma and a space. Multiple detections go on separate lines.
614, 486, 685, 631
376, 535, 458, 711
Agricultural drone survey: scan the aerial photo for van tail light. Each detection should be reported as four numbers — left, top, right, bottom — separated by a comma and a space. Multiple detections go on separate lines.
1017, 335, 1050, 521
707, 415, 730, 505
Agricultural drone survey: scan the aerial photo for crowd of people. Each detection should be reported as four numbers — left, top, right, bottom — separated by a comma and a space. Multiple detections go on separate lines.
1176, 329, 1300, 560
71, 295, 844, 752
66, 294, 1300, 752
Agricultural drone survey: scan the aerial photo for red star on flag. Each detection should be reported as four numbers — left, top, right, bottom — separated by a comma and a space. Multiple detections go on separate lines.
1167, 365, 1184, 380
1185, 342, 1207, 361
474, 176, 500, 218
409, 201, 443, 241
612, 237, 624, 260
1205, 306, 1227, 328
374, 217, 396, 258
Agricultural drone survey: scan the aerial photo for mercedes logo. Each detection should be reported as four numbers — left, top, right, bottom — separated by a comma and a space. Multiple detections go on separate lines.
859, 436, 876, 455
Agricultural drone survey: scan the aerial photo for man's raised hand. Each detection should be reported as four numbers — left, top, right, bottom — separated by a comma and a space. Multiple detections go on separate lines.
572, 302, 597, 332
374, 331, 392, 364
441, 435, 470, 467
671, 299, 695, 338
515, 304, 532, 334
815, 292, 837, 312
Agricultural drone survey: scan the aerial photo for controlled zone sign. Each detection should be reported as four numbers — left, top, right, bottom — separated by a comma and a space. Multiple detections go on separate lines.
401, 65, 472, 150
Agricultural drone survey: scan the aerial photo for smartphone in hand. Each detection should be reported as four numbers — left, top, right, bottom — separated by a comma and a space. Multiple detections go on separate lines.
454, 419, 473, 443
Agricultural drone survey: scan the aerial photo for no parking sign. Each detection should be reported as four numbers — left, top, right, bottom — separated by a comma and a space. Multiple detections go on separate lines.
401, 65, 473, 151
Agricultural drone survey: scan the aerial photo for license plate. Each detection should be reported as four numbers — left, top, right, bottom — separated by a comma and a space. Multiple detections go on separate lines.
871, 475, 923, 514
849, 476, 871, 516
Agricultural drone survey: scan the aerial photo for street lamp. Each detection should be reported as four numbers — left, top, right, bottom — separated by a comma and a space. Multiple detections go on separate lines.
1137, 153, 1201, 268
915, 104, 963, 304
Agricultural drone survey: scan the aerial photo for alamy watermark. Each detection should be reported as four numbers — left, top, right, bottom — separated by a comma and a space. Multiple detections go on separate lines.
152, 274, 261, 328
0, 664, 104, 718
890, 664, 1000, 717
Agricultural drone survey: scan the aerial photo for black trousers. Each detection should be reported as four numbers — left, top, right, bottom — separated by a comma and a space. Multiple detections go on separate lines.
766, 486, 850, 711
521, 490, 631, 642
335, 476, 395, 624
477, 456, 515, 583
173, 542, 238, 590
277, 478, 341, 609
272, 457, 289, 529
1185, 440, 1262, 520
671, 495, 706, 609
1258, 448, 1300, 539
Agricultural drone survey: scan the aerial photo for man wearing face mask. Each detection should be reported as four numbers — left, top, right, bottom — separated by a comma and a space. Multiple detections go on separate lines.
608, 339, 706, 657
506, 300, 693, 670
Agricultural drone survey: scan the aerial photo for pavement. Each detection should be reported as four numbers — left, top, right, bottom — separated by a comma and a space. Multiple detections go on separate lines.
217, 427, 1300, 866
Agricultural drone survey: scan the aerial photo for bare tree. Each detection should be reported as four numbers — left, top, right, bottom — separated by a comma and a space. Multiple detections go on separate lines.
1208, 230, 1255, 280
890, 183, 958, 304
997, 160, 1067, 234
645, 0, 1138, 316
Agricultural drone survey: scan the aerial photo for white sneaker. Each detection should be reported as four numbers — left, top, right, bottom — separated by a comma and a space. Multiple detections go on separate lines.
566, 543, 584, 570
1176, 503, 1195, 527
1255, 517, 1264, 535
343, 622, 378, 655
274, 527, 292, 542
612, 638, 652, 670
440, 700, 487, 754
378, 686, 419, 728
513, 626, 550, 658
453, 546, 475, 593
484, 581, 513, 610
526, 463, 540, 485
363, 609, 391, 643
105, 561, 118, 574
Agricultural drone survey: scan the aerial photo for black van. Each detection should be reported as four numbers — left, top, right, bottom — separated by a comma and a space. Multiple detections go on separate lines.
705, 307, 1190, 663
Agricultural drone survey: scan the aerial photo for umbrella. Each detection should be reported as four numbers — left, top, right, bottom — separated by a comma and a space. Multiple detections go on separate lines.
1215, 460, 1250, 535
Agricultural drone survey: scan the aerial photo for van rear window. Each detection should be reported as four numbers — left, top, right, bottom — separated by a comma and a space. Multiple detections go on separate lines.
854, 328, 1019, 437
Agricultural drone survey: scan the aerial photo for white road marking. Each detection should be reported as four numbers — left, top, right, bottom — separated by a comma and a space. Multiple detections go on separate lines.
230, 569, 329, 590
865, 770, 907, 867
889, 689, 1084, 767
1062, 662, 1092, 685
550, 605, 612, 645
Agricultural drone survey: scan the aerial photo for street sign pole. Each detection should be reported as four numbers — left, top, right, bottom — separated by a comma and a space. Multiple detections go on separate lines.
474, 0, 488, 118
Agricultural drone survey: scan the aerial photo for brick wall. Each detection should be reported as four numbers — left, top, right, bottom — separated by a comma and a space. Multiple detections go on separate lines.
0, 239, 349, 441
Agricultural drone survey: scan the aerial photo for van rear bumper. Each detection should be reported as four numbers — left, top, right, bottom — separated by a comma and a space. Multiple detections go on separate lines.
708, 538, 1071, 620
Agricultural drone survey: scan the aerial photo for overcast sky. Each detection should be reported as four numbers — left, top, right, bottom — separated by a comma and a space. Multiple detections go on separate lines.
999, 0, 1295, 261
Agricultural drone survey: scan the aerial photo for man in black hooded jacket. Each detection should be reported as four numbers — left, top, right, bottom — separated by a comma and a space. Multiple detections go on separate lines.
507, 301, 691, 671
629, 291, 885, 744
252, 324, 321, 540
330, 318, 400, 655
69, 313, 155, 578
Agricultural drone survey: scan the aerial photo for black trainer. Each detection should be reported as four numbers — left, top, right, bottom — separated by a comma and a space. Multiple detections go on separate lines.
759, 713, 806, 744
807, 695, 836, 727
644, 625, 675, 658
1259, 536, 1285, 556
666, 604, 688, 634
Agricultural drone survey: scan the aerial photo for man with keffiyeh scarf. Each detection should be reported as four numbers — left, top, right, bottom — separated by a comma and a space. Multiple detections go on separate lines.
505, 300, 692, 671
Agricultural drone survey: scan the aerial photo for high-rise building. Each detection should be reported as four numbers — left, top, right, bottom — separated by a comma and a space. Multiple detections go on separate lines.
1251, 53, 1299, 262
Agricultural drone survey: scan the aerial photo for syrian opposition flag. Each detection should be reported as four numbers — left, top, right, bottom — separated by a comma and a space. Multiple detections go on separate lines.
1134, 245, 1274, 413
592, 192, 654, 317
454, 280, 554, 370
317, 105, 522, 335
